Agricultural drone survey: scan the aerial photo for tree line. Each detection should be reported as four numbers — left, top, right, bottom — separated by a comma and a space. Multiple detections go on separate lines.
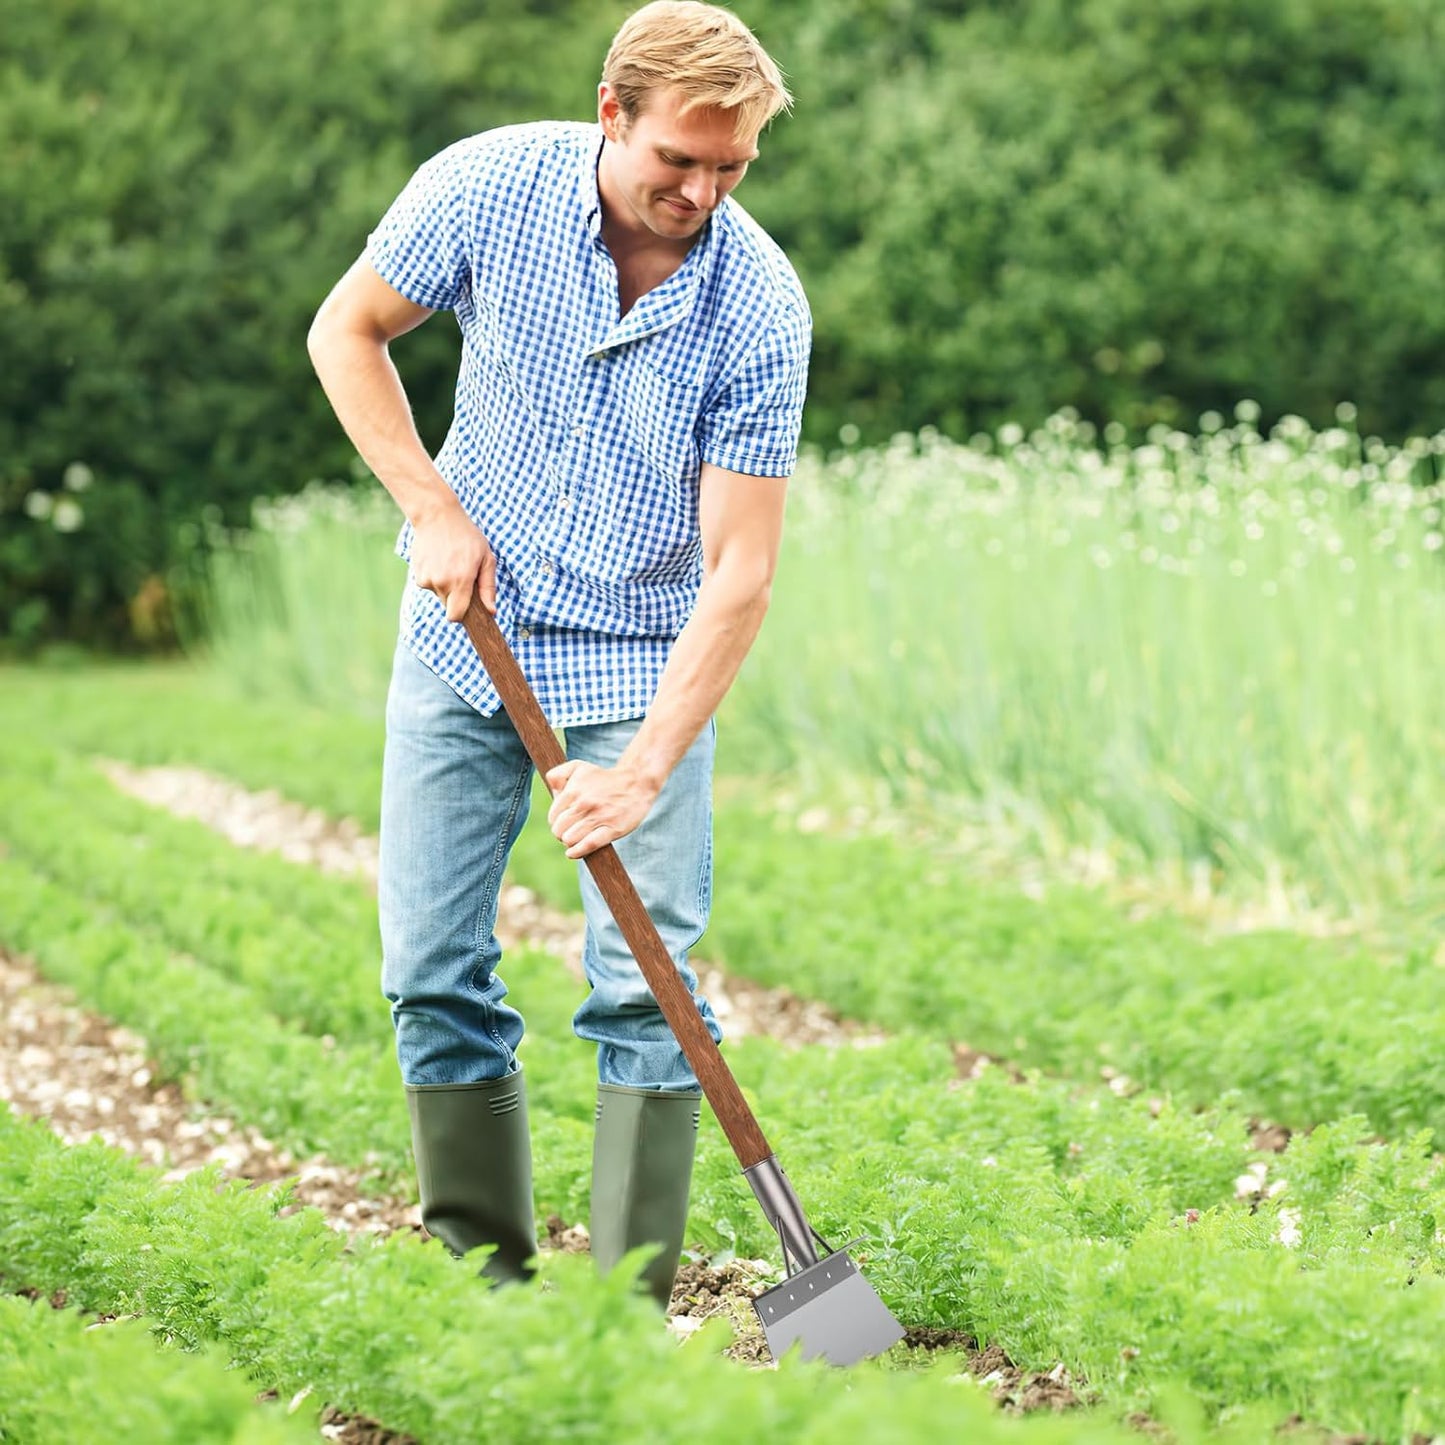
4, 0, 1441, 648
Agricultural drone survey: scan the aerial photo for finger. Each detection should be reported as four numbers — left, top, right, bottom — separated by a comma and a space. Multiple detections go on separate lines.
546, 761, 579, 793
478, 551, 497, 615
445, 583, 469, 622
565, 825, 612, 860
546, 771, 581, 819
550, 794, 598, 836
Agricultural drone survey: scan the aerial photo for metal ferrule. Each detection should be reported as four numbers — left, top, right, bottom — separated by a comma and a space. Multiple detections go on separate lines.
743, 1155, 826, 1276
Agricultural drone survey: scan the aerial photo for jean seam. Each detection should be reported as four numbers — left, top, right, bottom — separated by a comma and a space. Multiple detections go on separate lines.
467, 755, 533, 1062
696, 813, 713, 921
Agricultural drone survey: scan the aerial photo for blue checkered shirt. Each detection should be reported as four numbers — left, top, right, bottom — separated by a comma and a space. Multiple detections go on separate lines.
366, 121, 811, 726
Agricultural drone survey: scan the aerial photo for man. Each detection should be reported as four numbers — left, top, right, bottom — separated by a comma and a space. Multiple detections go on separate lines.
306, 0, 809, 1309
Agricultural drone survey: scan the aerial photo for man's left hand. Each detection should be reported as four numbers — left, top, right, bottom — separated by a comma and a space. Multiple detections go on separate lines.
545, 759, 657, 859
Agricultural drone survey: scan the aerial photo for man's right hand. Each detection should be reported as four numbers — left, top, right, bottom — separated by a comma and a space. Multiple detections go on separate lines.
409, 493, 498, 619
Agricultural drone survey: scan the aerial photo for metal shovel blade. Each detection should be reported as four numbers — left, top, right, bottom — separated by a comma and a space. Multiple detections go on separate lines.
752, 1248, 906, 1366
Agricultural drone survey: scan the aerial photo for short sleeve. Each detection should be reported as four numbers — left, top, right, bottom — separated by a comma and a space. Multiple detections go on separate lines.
365, 144, 473, 312
697, 308, 812, 478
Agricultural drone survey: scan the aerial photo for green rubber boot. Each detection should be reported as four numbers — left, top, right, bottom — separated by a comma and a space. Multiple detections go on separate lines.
590, 1084, 701, 1309
405, 1071, 537, 1284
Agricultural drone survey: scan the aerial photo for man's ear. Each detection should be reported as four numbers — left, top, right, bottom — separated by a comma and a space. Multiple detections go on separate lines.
598, 82, 626, 143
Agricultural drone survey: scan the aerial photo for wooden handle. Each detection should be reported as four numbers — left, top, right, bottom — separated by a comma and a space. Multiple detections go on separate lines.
462, 600, 774, 1169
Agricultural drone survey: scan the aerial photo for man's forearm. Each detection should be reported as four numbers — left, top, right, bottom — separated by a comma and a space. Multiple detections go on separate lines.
307, 320, 456, 528
617, 561, 772, 791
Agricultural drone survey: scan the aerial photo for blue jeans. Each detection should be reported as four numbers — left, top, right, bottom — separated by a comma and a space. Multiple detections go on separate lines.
378, 642, 722, 1091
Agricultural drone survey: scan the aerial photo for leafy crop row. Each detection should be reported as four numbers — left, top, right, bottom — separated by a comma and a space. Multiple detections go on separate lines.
0, 1110, 1149, 1445
2, 787, 1443, 1434
0, 741, 390, 1045
704, 802, 1445, 1140
5, 678, 1441, 1143
0, 1293, 311, 1444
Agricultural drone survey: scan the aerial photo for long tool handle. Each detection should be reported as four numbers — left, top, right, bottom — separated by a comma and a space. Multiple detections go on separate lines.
462, 600, 775, 1170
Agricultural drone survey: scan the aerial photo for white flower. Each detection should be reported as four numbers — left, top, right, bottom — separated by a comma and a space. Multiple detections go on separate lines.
52, 498, 85, 532
1276, 1208, 1302, 1248
24, 491, 53, 520
63, 462, 94, 492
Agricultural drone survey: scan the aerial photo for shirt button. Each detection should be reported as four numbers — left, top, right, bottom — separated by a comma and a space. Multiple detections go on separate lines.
541, 561, 554, 575
518, 627, 532, 641
571, 422, 585, 436
559, 495, 572, 508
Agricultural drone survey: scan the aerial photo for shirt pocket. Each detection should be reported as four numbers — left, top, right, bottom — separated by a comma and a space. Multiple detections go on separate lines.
621, 360, 702, 482
465, 292, 527, 392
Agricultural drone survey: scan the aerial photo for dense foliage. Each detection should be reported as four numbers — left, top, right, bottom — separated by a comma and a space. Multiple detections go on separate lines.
5, 0, 1443, 647
0, 0, 611, 649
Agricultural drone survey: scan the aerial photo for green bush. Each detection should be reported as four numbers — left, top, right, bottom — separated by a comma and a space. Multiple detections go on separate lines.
746, 0, 1445, 443
5, 0, 1443, 648
0, 0, 615, 650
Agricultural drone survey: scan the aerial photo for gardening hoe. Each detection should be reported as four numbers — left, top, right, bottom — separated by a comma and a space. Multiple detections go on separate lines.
463, 599, 906, 1367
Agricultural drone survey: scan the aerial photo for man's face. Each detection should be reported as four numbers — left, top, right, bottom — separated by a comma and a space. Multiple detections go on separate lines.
598, 83, 759, 243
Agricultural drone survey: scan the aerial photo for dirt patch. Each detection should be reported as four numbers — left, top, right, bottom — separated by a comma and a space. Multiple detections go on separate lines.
316, 1404, 419, 1444
1250, 1120, 1294, 1154
905, 1333, 1083, 1412
952, 1041, 1027, 1083
668, 1256, 777, 1360
543, 1213, 592, 1255
0, 948, 418, 1239
97, 762, 383, 888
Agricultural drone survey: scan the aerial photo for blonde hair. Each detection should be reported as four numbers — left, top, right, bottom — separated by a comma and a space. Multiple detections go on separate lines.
602, 1, 792, 141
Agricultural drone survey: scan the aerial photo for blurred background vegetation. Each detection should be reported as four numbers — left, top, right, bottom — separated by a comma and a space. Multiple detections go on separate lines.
4, 0, 1444, 651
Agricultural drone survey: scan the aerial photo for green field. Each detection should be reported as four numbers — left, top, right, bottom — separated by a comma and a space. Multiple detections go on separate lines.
3, 417, 1443, 1442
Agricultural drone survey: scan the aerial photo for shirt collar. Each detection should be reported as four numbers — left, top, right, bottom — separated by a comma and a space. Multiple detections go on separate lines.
580, 127, 605, 238
580, 131, 719, 351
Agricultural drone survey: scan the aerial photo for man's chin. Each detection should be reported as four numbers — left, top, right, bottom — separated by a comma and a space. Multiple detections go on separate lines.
657, 202, 708, 233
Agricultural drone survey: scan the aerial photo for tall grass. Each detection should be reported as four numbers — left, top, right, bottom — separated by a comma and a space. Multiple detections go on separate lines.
190, 405, 1445, 925
193, 483, 402, 718
742, 405, 1443, 925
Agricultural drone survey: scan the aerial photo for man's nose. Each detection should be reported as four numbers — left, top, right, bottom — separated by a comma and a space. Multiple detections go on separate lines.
681, 171, 718, 210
